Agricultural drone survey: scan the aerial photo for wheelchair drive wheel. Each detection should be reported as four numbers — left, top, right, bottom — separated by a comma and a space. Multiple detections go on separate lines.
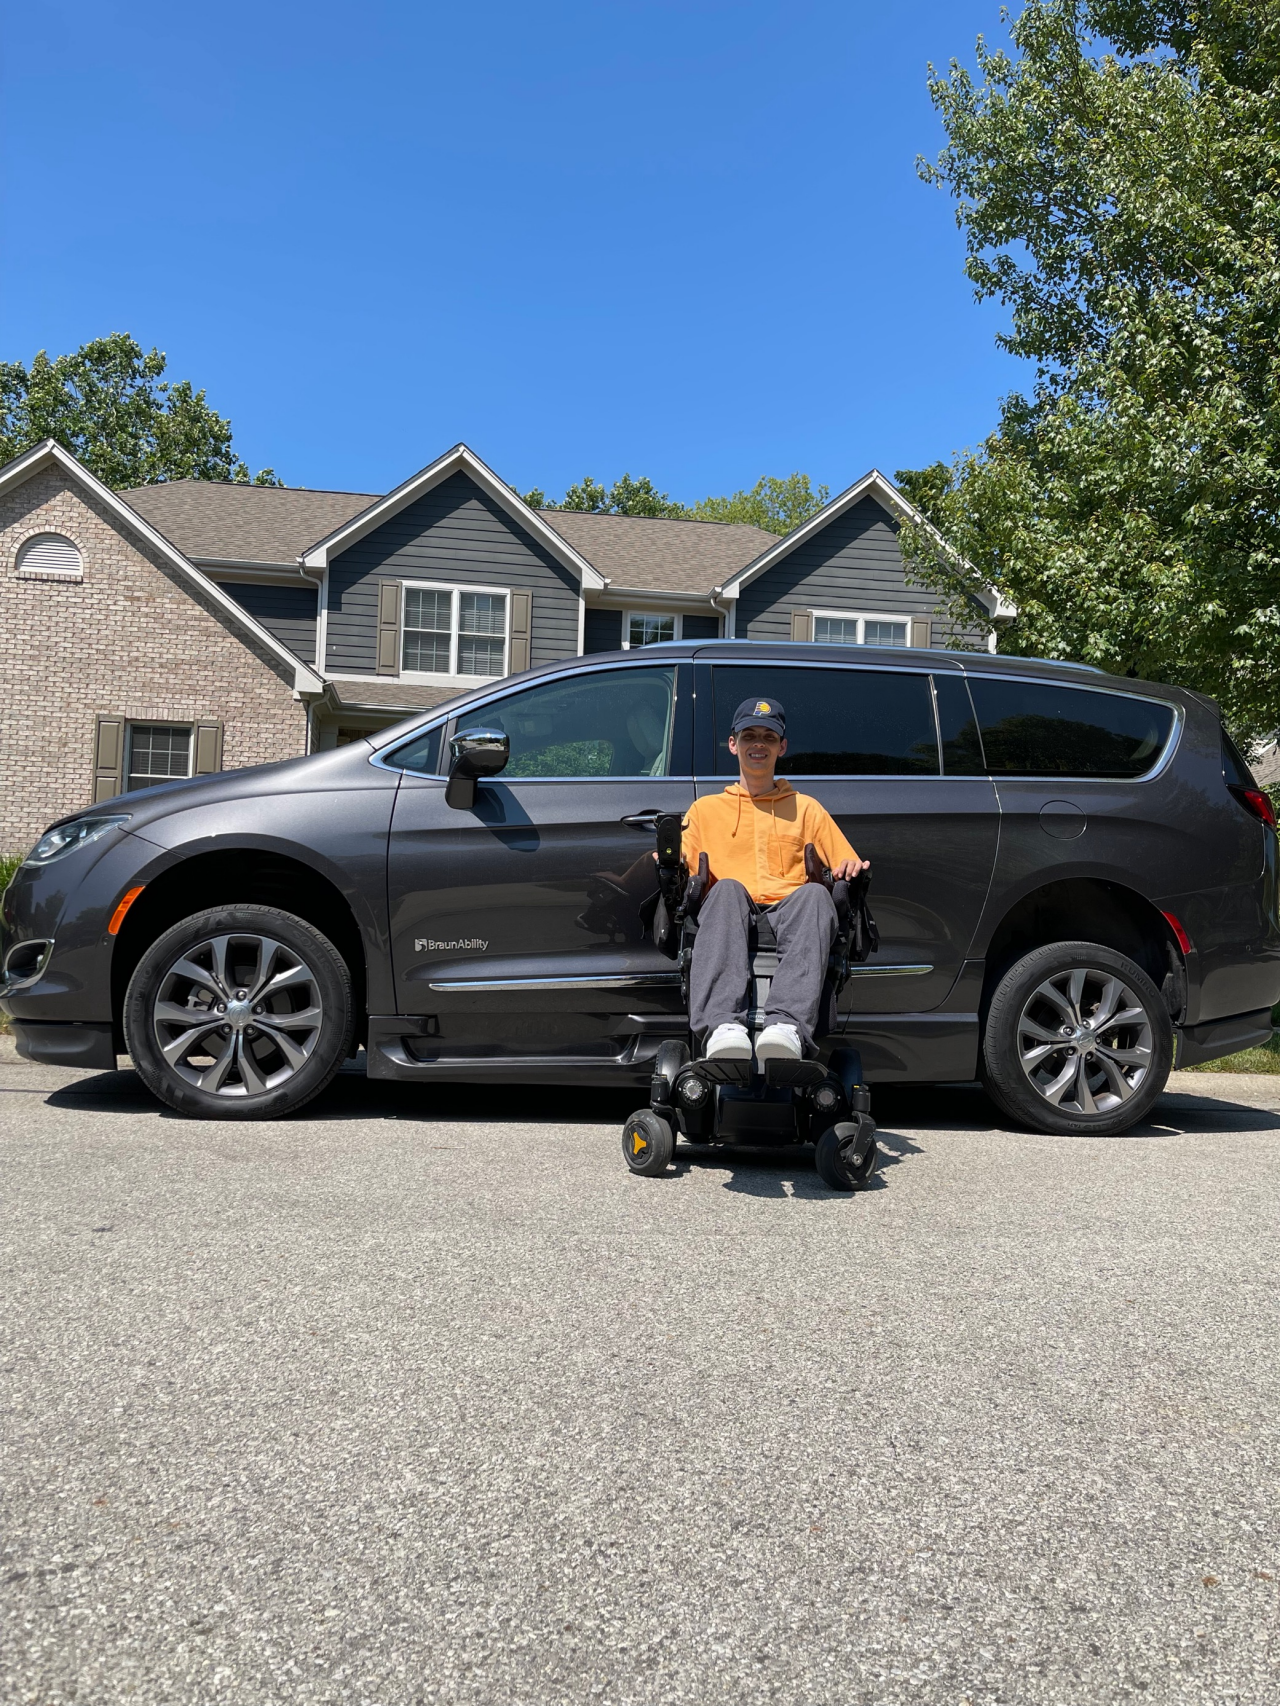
814, 1117, 878, 1191
622, 1109, 676, 1176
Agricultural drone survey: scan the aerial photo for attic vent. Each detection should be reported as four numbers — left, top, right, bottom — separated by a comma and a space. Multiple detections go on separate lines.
16, 533, 83, 581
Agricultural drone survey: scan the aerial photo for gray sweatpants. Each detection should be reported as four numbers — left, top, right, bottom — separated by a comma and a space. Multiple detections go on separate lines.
688, 878, 837, 1055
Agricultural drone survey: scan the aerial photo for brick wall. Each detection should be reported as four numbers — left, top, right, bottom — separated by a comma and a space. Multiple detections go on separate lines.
0, 469, 307, 852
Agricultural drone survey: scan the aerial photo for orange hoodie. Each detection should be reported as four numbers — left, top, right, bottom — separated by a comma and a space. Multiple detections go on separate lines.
681, 779, 857, 906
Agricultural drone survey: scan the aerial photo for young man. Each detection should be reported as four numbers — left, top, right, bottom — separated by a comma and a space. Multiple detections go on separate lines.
680, 697, 868, 1062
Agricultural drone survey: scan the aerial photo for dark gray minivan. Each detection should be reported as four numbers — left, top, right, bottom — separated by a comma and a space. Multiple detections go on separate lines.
4, 642, 1277, 1135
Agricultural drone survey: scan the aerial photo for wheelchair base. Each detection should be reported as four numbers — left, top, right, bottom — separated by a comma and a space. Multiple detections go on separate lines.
621, 1038, 879, 1190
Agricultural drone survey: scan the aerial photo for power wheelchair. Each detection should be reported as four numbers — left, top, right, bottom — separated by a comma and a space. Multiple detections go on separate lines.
621, 815, 882, 1191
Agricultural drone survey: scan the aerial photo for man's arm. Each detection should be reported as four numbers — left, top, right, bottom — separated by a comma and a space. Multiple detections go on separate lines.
806, 799, 868, 883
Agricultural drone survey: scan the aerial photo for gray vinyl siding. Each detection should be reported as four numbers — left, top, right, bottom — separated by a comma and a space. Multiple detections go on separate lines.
584, 608, 623, 653
735, 496, 988, 648
325, 472, 580, 676
217, 581, 318, 664
682, 613, 721, 640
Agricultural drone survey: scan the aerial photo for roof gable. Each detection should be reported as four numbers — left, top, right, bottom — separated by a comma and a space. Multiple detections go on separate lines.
298, 443, 607, 589
719, 469, 1016, 621
0, 440, 324, 690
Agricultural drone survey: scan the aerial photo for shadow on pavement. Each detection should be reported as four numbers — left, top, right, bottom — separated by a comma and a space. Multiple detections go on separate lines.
35, 1062, 1280, 1139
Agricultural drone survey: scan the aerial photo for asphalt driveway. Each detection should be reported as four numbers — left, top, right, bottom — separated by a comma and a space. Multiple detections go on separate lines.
3, 1043, 1279, 1705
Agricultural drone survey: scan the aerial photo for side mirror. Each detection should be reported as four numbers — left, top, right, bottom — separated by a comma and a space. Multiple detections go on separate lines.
445, 727, 510, 810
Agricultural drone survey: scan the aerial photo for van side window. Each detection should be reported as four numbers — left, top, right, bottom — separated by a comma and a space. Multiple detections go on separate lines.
711, 666, 939, 775
932, 675, 985, 775
480, 665, 677, 777
1222, 732, 1258, 789
966, 678, 1175, 778
386, 724, 443, 776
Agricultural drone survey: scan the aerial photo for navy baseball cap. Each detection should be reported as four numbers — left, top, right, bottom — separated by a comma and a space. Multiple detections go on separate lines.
731, 696, 786, 738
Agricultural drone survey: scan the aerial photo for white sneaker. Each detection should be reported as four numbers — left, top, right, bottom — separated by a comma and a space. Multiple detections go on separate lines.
755, 1022, 802, 1061
705, 1022, 752, 1060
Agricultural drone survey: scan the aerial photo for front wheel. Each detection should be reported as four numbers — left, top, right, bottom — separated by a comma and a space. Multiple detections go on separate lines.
981, 941, 1172, 1136
622, 1109, 675, 1176
124, 906, 354, 1119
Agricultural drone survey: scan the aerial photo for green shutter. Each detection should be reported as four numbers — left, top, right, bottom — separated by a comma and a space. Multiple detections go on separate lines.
509, 590, 532, 674
376, 581, 402, 675
93, 715, 125, 802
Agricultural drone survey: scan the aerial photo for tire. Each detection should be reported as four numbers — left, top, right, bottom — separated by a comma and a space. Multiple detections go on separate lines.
651, 1039, 690, 1106
982, 940, 1172, 1136
622, 1109, 676, 1176
814, 1118, 878, 1191
124, 905, 354, 1120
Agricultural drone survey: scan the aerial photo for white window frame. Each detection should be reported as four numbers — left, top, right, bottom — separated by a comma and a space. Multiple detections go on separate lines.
622, 609, 683, 649
400, 581, 510, 684
811, 609, 911, 648
124, 721, 194, 792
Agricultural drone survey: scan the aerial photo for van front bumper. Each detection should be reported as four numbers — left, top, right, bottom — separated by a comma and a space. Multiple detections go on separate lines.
8, 1020, 118, 1070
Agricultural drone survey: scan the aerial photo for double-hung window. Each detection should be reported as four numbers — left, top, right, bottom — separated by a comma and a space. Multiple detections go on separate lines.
402, 585, 509, 679
126, 723, 192, 791
812, 611, 909, 648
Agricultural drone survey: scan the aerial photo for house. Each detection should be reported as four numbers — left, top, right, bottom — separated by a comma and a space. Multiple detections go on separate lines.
0, 439, 1012, 850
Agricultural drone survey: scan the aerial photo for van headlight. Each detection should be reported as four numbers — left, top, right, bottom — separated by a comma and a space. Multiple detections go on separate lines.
24, 815, 131, 867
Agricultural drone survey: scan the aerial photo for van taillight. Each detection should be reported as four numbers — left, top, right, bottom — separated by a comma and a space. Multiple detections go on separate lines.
1228, 783, 1277, 829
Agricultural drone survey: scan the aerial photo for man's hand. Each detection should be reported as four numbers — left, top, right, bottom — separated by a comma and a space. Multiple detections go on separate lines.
831, 856, 869, 883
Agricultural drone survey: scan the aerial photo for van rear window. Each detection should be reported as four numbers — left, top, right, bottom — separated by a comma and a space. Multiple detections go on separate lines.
965, 678, 1175, 778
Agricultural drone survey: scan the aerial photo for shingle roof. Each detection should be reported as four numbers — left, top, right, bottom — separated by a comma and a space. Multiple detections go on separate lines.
328, 679, 456, 712
538, 509, 777, 594
118, 481, 378, 564
114, 479, 780, 594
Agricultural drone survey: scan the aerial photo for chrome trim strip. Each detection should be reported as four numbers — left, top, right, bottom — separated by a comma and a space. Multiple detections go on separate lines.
846, 963, 933, 977
427, 970, 683, 992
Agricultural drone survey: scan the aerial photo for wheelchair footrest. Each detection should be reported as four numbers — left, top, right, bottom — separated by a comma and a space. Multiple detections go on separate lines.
763, 1058, 830, 1091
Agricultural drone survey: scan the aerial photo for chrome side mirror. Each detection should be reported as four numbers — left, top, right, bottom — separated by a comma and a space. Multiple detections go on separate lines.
445, 728, 510, 810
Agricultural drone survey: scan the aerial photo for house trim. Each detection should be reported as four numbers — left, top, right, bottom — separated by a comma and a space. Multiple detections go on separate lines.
717, 468, 1016, 622
0, 440, 326, 693
298, 442, 608, 590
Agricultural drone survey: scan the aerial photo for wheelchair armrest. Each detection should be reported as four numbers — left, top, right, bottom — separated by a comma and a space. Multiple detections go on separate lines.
683, 851, 710, 919
803, 843, 833, 890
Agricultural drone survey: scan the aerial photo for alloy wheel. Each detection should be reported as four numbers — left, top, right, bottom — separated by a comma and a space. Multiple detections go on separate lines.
151, 932, 325, 1097
1015, 965, 1153, 1117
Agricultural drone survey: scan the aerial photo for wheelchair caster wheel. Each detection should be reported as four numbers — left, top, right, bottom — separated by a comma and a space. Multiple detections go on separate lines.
622, 1109, 675, 1176
814, 1118, 878, 1191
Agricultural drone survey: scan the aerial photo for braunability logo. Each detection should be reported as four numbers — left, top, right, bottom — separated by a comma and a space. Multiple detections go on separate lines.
415, 938, 488, 952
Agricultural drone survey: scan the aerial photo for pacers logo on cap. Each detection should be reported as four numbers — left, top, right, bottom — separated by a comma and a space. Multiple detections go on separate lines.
755, 700, 771, 715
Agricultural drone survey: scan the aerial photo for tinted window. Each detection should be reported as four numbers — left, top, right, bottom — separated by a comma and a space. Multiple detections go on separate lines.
933, 674, 985, 775
476, 665, 677, 778
386, 723, 443, 776
1222, 732, 1258, 789
711, 666, 939, 776
967, 678, 1175, 778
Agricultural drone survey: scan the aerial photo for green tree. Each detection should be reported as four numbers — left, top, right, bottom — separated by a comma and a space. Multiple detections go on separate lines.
557, 473, 689, 517
899, 0, 1280, 733
690, 472, 830, 534
0, 334, 282, 488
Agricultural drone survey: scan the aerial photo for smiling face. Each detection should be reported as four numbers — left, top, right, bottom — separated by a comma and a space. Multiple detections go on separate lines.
728, 724, 787, 789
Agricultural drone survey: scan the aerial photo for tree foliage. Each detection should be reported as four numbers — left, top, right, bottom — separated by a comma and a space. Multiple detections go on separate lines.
0, 334, 281, 488
528, 468, 830, 532
689, 472, 830, 533
899, 0, 1280, 733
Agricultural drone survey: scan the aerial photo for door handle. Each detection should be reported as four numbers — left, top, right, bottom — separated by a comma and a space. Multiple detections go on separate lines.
620, 809, 673, 830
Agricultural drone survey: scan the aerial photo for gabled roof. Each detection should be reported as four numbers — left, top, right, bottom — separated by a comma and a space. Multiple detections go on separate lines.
539, 509, 777, 597
0, 440, 324, 691
718, 468, 1017, 620
298, 443, 607, 589
120, 480, 376, 565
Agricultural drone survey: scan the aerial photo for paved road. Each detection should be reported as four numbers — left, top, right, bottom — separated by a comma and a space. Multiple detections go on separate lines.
3, 1045, 1279, 1706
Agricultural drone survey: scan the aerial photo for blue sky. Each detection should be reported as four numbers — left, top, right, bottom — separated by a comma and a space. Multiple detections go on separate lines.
2, 0, 1024, 501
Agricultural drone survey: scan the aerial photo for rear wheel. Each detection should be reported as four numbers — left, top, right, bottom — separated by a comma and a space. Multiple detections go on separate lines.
124, 906, 354, 1119
982, 941, 1172, 1136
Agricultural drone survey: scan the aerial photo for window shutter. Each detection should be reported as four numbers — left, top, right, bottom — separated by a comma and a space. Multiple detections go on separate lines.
509, 590, 532, 674
93, 715, 125, 802
910, 617, 932, 648
376, 581, 402, 675
193, 719, 224, 775
790, 609, 813, 643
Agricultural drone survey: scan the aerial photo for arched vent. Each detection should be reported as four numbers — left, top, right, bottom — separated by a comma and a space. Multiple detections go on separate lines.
16, 533, 83, 580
